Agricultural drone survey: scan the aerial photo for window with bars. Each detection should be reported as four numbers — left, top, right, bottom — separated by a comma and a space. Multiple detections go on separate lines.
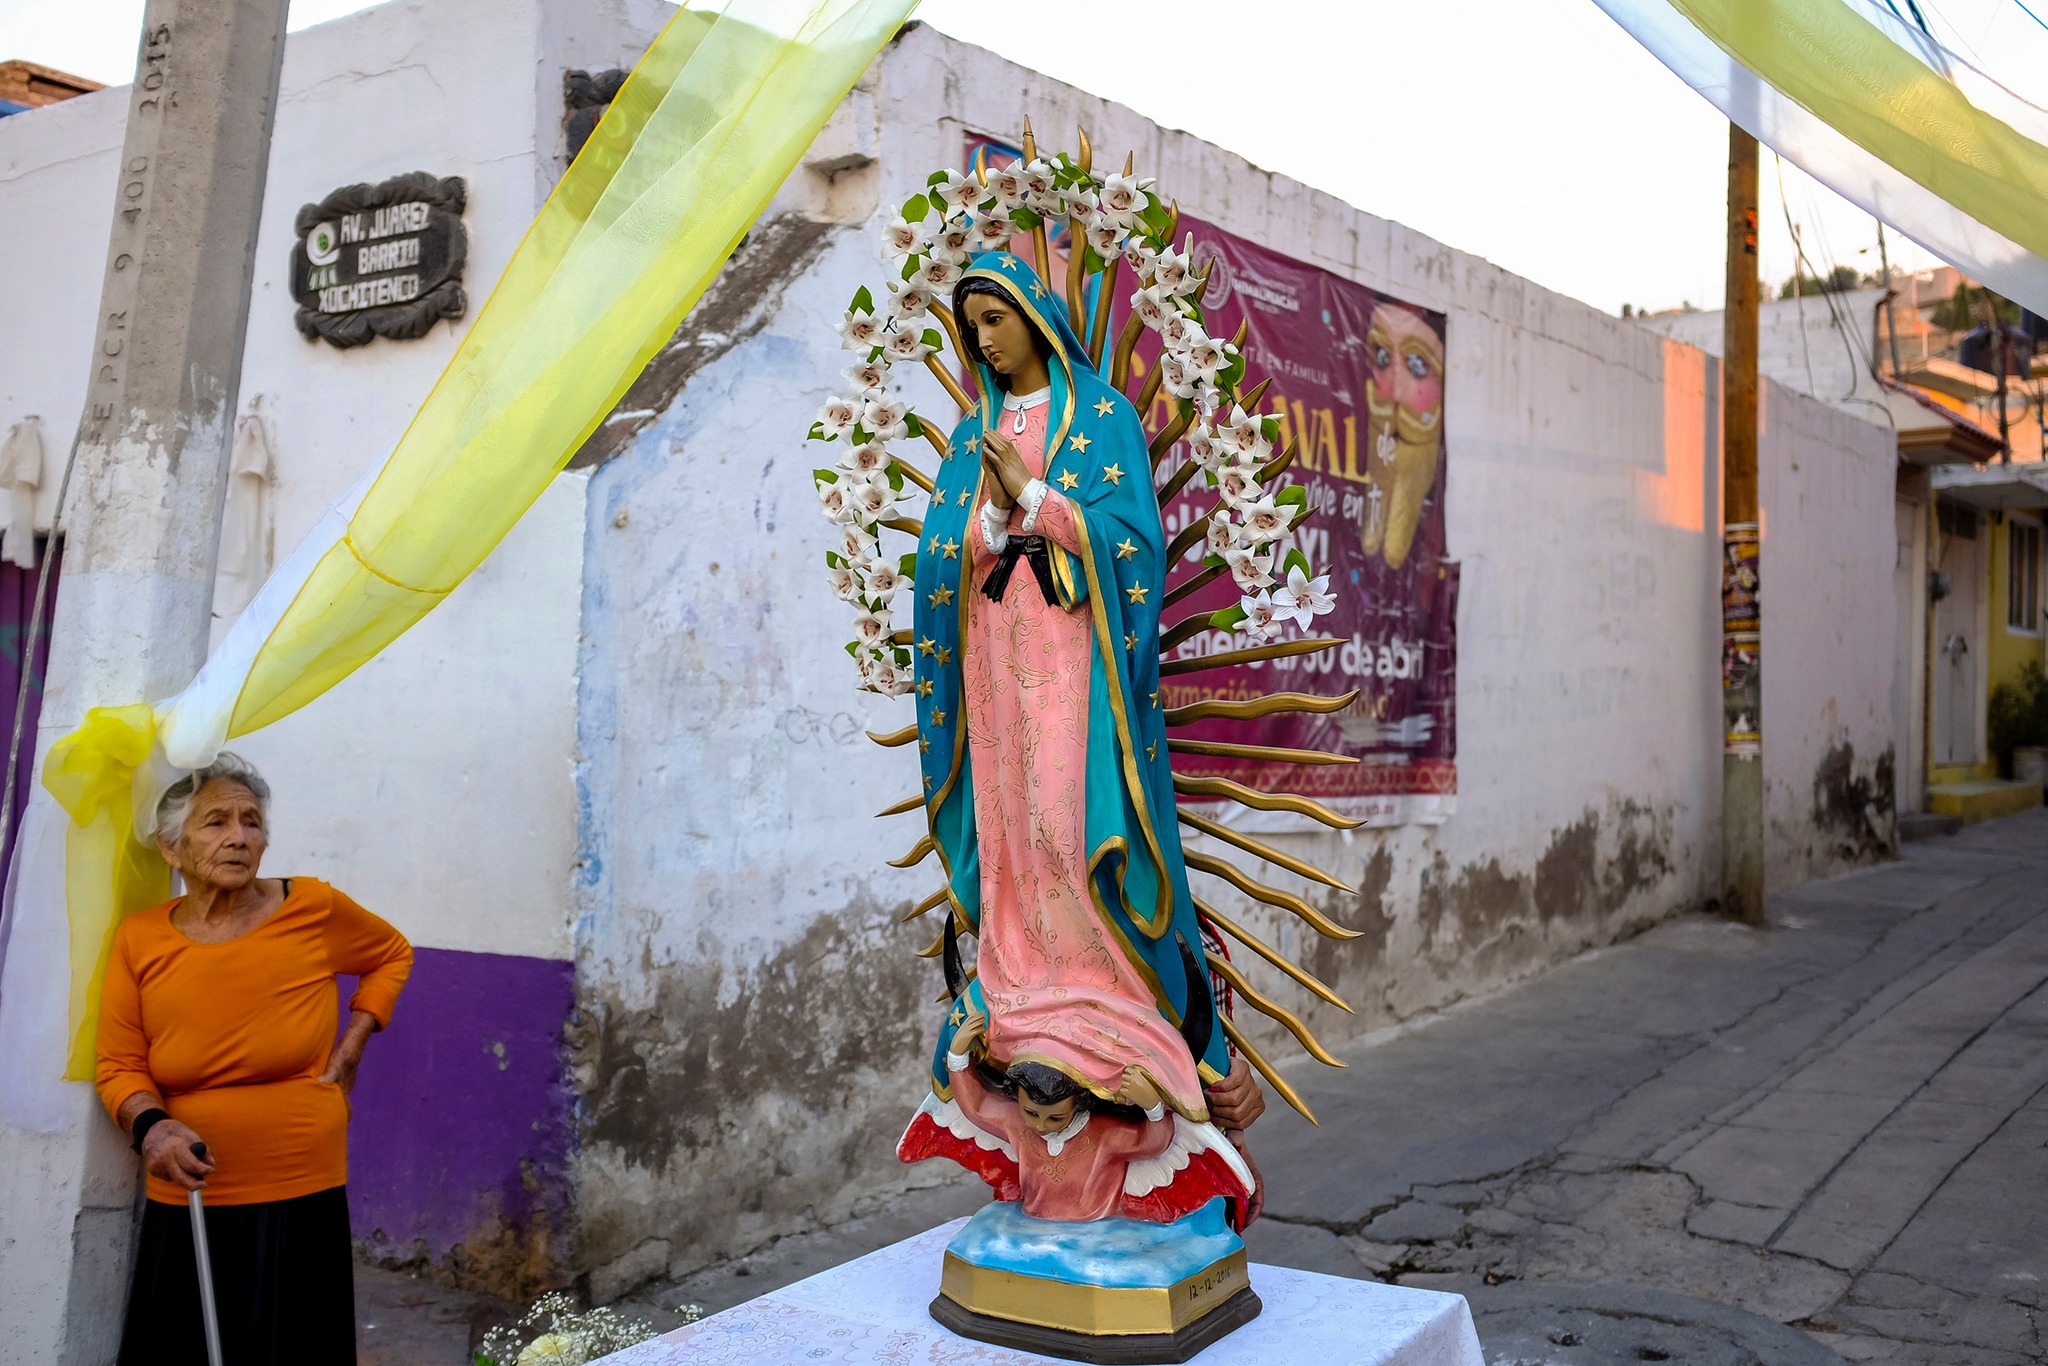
2011, 520, 2043, 633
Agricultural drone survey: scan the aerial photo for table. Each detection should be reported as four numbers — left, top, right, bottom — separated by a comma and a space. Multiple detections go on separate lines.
598, 1218, 1486, 1365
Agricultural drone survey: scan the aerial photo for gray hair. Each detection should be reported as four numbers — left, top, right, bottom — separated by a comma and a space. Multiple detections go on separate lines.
154, 752, 272, 846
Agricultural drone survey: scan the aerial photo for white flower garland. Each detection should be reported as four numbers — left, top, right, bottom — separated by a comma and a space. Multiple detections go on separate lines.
809, 147, 1336, 696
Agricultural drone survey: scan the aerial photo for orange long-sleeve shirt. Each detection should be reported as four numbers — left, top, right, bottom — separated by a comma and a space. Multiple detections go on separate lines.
96, 878, 411, 1206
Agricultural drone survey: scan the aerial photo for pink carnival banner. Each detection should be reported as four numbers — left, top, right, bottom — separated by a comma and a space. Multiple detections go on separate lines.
964, 137, 1457, 825
1145, 219, 1458, 827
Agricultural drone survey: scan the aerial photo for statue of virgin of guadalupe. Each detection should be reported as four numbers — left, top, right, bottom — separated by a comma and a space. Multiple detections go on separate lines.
895, 251, 1253, 1222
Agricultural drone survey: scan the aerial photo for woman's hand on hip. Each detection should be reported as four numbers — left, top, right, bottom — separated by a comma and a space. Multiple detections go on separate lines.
317, 1008, 379, 1095
142, 1119, 214, 1191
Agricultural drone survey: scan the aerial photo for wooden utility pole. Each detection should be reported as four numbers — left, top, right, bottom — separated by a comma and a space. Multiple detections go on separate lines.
1721, 125, 1765, 925
0, 2, 289, 1359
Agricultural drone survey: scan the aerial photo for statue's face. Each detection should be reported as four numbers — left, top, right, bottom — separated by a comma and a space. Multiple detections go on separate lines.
1018, 1092, 1078, 1135
963, 294, 1040, 378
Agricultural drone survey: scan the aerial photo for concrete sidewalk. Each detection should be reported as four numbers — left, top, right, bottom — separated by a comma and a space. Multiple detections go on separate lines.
1242, 804, 2048, 1364
363, 806, 2048, 1363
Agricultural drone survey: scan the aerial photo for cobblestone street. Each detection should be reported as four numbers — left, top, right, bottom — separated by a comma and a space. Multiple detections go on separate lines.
361, 807, 2048, 1363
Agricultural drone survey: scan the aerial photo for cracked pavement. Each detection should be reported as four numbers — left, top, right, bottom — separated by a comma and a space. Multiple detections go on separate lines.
360, 807, 2048, 1362
1240, 806, 2048, 1364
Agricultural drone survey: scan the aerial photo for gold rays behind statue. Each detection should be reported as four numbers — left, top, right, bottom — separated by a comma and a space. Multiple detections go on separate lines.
865, 121, 1363, 1124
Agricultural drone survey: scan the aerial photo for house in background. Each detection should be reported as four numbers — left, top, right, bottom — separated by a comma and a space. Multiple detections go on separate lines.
0, 62, 100, 119
1638, 274, 2048, 826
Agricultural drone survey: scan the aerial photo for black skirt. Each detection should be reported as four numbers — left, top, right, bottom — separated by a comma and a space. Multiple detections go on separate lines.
118, 1185, 355, 1366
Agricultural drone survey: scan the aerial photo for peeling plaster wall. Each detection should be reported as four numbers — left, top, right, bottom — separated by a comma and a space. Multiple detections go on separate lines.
569, 24, 1897, 1292
1757, 386, 1900, 879
0, 0, 671, 1302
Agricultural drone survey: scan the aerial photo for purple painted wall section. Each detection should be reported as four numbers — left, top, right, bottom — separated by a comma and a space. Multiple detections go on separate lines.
339, 946, 576, 1271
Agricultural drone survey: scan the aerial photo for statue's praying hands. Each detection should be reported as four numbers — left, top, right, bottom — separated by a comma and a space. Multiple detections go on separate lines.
980, 430, 1033, 510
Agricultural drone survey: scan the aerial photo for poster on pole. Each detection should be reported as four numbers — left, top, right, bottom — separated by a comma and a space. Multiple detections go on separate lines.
966, 136, 1458, 826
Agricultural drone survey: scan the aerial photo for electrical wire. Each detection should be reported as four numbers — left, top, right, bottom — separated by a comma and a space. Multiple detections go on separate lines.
1780, 172, 1897, 426
1776, 157, 1821, 397
2016, 0, 2048, 36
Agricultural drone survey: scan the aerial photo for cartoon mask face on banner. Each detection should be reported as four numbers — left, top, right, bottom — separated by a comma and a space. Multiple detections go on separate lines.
1361, 304, 1445, 570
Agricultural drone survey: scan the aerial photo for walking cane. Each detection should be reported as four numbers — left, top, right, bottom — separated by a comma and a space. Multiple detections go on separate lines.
186, 1141, 226, 1366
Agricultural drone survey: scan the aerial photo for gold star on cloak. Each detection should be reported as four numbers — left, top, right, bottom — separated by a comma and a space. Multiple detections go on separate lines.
998, 255, 1019, 271
1069, 433, 1092, 455
1126, 584, 1148, 604
919, 637, 936, 657
917, 680, 934, 698
1056, 471, 1080, 491
1147, 742, 1158, 761
1116, 539, 1138, 560
1125, 632, 1139, 652
961, 434, 979, 458
949, 1003, 966, 1027
937, 646, 953, 664
1150, 690, 1160, 707
929, 535, 941, 553
1030, 281, 1045, 299
1093, 397, 1116, 417
941, 538, 960, 559
931, 709, 947, 727
929, 585, 955, 608
1100, 463, 1123, 487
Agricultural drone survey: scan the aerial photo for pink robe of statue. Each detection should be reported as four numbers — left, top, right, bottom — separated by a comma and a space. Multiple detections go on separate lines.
964, 400, 1206, 1116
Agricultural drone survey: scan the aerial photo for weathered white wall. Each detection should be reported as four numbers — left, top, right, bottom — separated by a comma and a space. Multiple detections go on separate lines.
1757, 384, 1902, 877
0, 0, 669, 1347
566, 22, 1900, 1293
0, 0, 634, 967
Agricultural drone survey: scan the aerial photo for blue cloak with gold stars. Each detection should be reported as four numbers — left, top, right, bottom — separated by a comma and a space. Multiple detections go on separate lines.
911, 251, 1230, 1103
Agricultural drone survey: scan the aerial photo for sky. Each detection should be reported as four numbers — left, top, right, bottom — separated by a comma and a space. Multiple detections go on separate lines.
8, 0, 2048, 317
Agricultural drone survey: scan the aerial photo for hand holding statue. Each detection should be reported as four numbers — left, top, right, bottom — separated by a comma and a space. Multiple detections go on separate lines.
1204, 1054, 1266, 1134
954, 1002, 989, 1056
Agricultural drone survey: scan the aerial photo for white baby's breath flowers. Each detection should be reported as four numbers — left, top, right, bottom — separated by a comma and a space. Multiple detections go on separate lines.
918, 256, 964, 290
1239, 494, 1294, 545
1271, 565, 1335, 629
883, 327, 934, 365
888, 280, 936, 320
1098, 171, 1154, 225
882, 215, 922, 259
1239, 589, 1281, 644
837, 308, 885, 351
817, 396, 859, 439
933, 168, 981, 214
1205, 512, 1238, 558
986, 160, 1028, 209
842, 360, 888, 393
1152, 246, 1194, 295
862, 395, 910, 443
970, 212, 1015, 252
1224, 545, 1275, 591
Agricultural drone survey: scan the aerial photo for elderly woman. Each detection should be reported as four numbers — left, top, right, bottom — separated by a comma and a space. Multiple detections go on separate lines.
95, 753, 411, 1364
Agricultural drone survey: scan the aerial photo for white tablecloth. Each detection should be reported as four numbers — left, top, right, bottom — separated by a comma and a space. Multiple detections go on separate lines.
599, 1218, 1486, 1366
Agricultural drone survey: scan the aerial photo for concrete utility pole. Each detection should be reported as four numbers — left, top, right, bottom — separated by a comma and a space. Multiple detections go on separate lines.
0, 2, 288, 1361
1721, 125, 1765, 926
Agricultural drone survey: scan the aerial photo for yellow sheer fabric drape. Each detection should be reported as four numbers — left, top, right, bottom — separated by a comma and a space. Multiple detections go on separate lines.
44, 0, 917, 1078
1664, 0, 2048, 264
